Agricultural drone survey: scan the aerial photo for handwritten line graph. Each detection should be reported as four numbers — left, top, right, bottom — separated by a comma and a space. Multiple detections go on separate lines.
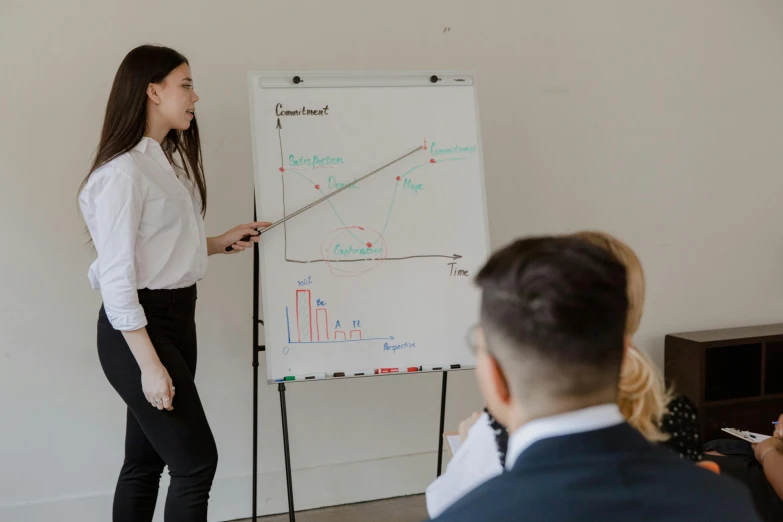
275, 119, 468, 265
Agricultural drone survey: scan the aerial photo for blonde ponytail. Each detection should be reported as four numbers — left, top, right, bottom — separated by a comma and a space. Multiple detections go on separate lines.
572, 230, 674, 443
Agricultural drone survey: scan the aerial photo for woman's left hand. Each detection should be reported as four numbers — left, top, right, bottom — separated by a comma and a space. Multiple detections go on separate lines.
752, 436, 783, 464
209, 221, 272, 255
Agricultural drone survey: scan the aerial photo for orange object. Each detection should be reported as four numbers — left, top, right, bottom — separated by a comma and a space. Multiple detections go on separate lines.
696, 461, 721, 475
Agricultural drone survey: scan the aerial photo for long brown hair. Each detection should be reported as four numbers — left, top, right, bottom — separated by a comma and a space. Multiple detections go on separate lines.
79, 44, 206, 215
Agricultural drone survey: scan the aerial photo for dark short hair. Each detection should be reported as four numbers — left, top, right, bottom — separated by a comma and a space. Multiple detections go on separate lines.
475, 236, 629, 399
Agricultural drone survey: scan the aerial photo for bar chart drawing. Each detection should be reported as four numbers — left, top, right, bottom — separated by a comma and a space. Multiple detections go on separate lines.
296, 290, 312, 342
316, 308, 329, 341
285, 288, 393, 345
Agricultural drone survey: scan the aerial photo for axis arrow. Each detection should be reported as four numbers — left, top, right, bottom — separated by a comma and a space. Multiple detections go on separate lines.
285, 254, 462, 264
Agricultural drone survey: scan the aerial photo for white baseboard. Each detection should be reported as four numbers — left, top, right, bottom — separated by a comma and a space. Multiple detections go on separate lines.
0, 451, 442, 522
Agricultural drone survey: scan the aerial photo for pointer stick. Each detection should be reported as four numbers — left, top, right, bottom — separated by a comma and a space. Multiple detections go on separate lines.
226, 145, 424, 251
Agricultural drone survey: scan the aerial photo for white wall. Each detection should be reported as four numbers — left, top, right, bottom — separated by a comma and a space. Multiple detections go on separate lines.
2, 1, 783, 520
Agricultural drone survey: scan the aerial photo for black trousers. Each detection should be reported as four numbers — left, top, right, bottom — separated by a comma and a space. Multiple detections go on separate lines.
703, 439, 783, 522
97, 285, 218, 522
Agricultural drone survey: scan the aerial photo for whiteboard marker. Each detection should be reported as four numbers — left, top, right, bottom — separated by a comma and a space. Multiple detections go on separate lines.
420, 365, 445, 372
351, 370, 374, 377
375, 367, 420, 374
284, 373, 326, 381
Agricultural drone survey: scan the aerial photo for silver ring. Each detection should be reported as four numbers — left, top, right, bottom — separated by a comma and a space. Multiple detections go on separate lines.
155, 400, 162, 404
162, 398, 170, 403
170, 386, 176, 391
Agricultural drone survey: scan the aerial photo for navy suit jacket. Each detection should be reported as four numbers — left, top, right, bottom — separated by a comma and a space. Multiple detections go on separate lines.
430, 423, 760, 522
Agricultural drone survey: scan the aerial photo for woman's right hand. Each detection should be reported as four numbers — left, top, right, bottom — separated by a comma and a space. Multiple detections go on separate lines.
141, 363, 175, 411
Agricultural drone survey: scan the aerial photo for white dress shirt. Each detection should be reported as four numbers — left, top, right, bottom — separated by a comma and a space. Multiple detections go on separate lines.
504, 403, 624, 469
79, 137, 208, 331
425, 404, 624, 518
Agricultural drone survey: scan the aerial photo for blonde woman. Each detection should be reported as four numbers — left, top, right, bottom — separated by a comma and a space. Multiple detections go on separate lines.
425, 230, 700, 519
575, 231, 702, 461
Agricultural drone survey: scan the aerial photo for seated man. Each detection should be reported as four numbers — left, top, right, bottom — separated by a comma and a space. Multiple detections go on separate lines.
430, 236, 760, 522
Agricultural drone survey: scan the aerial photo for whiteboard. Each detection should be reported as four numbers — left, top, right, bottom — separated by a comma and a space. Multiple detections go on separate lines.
248, 72, 490, 383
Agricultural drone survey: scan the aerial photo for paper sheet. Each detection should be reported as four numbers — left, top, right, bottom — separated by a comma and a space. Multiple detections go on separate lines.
721, 427, 771, 443
443, 432, 461, 458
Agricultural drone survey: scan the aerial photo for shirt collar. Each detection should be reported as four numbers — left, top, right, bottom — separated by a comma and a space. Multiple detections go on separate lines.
505, 403, 624, 470
133, 136, 159, 154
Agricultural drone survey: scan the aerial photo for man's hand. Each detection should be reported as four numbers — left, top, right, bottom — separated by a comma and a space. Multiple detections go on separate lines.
458, 411, 483, 443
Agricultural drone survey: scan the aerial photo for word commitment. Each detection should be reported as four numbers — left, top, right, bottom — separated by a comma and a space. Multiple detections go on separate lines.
289, 154, 344, 169
430, 143, 477, 156
383, 341, 417, 352
276, 103, 330, 117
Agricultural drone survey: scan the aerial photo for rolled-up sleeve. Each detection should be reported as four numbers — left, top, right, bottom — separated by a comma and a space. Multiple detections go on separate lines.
91, 170, 147, 331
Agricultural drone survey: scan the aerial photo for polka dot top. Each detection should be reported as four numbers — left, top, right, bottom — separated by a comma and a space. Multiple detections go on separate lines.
487, 394, 703, 469
659, 394, 703, 461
